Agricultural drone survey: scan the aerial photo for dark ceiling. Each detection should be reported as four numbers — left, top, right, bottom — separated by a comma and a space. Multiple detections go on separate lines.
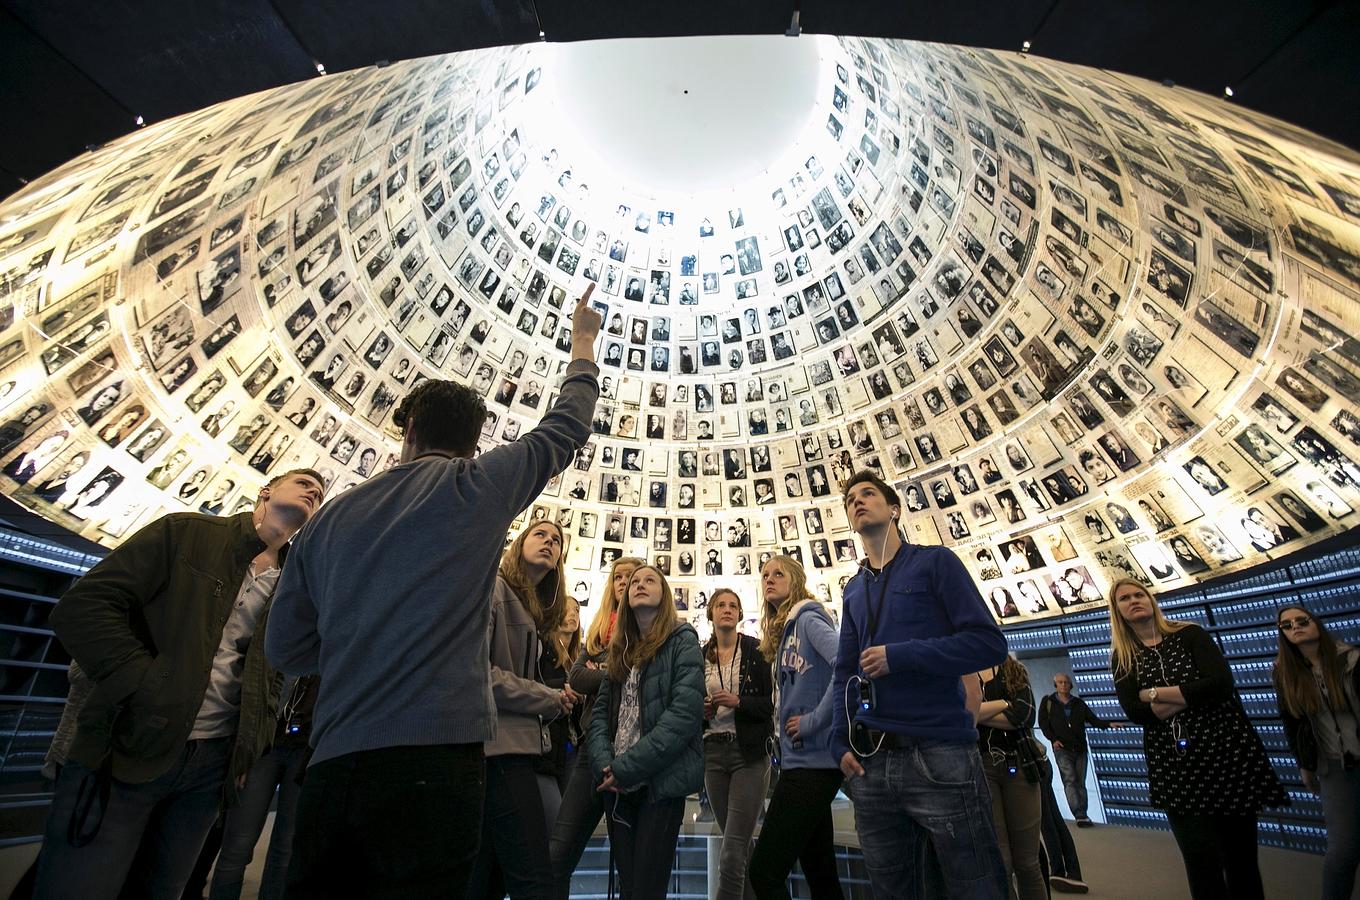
1, 0, 1357, 198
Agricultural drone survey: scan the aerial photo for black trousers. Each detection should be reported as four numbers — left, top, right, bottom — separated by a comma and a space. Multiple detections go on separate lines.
1164, 810, 1263, 900
605, 792, 686, 900
748, 767, 844, 900
549, 751, 605, 900
1038, 759, 1081, 880
466, 754, 553, 900
284, 743, 484, 900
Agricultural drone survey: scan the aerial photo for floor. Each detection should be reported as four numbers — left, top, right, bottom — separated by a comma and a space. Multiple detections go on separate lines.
0, 804, 1337, 899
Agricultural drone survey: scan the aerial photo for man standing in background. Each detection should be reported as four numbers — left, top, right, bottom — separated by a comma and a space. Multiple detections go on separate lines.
1038, 672, 1120, 826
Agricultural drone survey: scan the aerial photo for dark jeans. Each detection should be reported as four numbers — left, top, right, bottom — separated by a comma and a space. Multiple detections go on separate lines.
748, 766, 844, 900
184, 815, 225, 899
549, 751, 605, 900
284, 742, 484, 899
1164, 810, 1263, 900
605, 791, 686, 900
1037, 760, 1081, 880
209, 740, 309, 900
844, 740, 1007, 900
35, 737, 231, 900
1052, 748, 1089, 819
466, 754, 553, 900
1320, 764, 1360, 900
981, 755, 1045, 900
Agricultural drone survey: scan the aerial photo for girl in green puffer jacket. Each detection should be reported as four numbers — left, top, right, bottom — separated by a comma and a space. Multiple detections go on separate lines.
587, 565, 705, 900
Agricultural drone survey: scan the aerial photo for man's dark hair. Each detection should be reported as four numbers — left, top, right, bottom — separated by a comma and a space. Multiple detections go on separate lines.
842, 470, 901, 511
392, 380, 487, 456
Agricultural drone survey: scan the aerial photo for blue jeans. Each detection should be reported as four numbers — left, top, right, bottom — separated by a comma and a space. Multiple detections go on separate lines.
35, 737, 230, 900
1052, 747, 1089, 819
1320, 764, 1360, 900
209, 741, 309, 900
844, 739, 1007, 900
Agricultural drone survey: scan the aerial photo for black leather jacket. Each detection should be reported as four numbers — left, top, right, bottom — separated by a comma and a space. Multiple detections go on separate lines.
50, 511, 286, 804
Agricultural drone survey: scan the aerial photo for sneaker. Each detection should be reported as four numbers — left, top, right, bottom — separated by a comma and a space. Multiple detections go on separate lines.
1050, 875, 1089, 894
1075, 816, 1094, 828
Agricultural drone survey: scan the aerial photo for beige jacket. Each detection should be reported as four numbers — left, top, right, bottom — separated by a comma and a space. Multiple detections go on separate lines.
486, 575, 562, 757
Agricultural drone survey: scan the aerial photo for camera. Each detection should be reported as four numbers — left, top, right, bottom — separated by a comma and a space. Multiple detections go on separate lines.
858, 679, 876, 713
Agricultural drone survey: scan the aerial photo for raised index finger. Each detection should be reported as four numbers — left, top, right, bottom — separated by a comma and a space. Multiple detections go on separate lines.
574, 282, 596, 315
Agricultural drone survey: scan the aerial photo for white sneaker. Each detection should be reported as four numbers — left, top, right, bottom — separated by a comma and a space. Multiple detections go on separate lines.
1050, 875, 1089, 894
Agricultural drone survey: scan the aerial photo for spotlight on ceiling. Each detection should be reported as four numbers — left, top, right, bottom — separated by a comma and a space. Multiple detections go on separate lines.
134, 115, 145, 127
786, 11, 801, 37
1223, 85, 1234, 98
314, 61, 327, 75
1021, 40, 1032, 54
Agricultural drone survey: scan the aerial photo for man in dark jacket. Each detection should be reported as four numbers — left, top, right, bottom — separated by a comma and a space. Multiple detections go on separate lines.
1038, 672, 1120, 825
34, 468, 324, 900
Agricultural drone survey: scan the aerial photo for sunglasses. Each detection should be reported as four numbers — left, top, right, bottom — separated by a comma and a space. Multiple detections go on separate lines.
1279, 615, 1313, 632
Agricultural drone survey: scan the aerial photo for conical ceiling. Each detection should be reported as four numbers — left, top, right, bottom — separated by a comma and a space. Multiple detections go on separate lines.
2, 35, 1358, 623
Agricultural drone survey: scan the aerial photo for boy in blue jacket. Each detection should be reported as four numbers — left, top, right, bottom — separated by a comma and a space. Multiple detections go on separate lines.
832, 471, 1009, 900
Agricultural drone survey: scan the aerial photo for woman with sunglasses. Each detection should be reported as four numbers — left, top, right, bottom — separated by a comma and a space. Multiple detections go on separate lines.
1107, 579, 1285, 900
1273, 604, 1360, 899
587, 565, 705, 900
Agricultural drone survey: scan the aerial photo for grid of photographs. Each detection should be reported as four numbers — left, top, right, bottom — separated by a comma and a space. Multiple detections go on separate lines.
0, 36, 1358, 632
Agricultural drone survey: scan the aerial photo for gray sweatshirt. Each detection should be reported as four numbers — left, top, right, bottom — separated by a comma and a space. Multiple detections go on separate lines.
266, 359, 599, 765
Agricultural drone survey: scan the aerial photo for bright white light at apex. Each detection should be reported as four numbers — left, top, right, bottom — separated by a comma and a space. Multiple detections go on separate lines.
535, 35, 831, 213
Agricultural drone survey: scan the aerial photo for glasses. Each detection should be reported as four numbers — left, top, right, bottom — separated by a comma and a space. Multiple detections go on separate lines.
1279, 615, 1313, 632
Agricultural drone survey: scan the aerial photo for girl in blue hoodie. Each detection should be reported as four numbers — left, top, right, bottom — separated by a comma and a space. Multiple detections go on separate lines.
748, 555, 845, 900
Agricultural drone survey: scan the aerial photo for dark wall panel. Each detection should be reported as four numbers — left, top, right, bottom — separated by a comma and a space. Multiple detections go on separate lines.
4, 0, 316, 121
1231, 2, 1360, 153
274, 0, 539, 72
534, 0, 792, 43
801, 0, 1050, 48
0, 10, 132, 191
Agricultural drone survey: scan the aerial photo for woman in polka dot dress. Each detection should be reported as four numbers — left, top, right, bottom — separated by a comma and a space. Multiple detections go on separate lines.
1107, 579, 1286, 900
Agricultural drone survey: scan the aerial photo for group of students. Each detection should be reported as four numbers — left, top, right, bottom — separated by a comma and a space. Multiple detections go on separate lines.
472, 479, 1360, 900
15, 281, 1359, 900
